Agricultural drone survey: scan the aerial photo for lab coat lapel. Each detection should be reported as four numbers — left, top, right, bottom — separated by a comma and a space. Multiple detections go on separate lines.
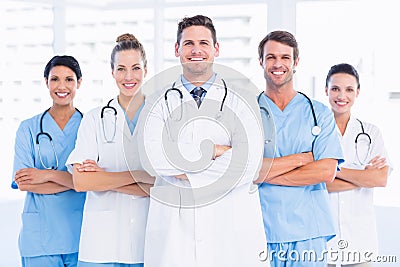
110, 98, 136, 143
167, 77, 226, 144
168, 79, 196, 143
175, 77, 226, 113
174, 78, 198, 105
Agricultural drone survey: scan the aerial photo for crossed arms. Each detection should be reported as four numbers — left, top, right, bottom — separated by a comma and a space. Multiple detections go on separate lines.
71, 160, 154, 196
255, 152, 338, 186
15, 161, 155, 196
326, 156, 388, 192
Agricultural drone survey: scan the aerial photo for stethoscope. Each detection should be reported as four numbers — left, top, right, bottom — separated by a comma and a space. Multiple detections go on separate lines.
257, 91, 321, 137
257, 93, 274, 145
101, 98, 117, 143
36, 107, 83, 170
355, 118, 372, 165
297, 91, 321, 136
164, 78, 228, 121
11, 107, 83, 189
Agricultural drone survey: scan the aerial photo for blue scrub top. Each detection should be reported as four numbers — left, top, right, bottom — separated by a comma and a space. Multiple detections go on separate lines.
258, 93, 343, 243
12, 110, 86, 257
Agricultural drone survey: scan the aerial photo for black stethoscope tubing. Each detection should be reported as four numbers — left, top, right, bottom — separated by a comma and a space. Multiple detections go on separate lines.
12, 107, 82, 189
355, 118, 371, 144
164, 78, 228, 113
36, 107, 83, 169
257, 91, 320, 136
37, 107, 83, 145
36, 107, 53, 145
297, 91, 319, 133
100, 98, 118, 143
101, 99, 117, 118
355, 118, 372, 165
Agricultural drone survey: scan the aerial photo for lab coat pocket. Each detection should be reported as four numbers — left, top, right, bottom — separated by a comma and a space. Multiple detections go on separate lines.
145, 186, 195, 267
147, 186, 176, 232
79, 210, 118, 261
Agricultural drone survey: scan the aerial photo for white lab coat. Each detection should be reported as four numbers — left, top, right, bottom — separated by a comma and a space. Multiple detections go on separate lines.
328, 116, 392, 264
66, 98, 149, 263
138, 76, 268, 267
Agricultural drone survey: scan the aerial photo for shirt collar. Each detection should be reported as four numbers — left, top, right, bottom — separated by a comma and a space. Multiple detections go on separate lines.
180, 73, 216, 93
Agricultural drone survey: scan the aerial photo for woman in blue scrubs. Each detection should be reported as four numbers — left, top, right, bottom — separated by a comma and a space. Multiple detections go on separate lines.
12, 55, 86, 267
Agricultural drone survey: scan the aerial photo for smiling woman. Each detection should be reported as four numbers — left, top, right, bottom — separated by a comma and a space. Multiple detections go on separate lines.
11, 55, 86, 267
325, 63, 392, 267
2, 2, 400, 267
65, 33, 154, 267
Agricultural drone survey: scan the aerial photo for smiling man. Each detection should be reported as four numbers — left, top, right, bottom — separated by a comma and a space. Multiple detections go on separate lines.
255, 30, 344, 267
175, 20, 217, 81
140, 15, 267, 267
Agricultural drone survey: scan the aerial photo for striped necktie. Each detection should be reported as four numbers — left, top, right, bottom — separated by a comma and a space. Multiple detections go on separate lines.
191, 87, 206, 107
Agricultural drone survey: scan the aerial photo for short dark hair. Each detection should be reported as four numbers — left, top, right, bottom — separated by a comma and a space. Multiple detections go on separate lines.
258, 30, 299, 62
176, 15, 217, 45
110, 33, 147, 69
44, 55, 82, 80
325, 63, 360, 88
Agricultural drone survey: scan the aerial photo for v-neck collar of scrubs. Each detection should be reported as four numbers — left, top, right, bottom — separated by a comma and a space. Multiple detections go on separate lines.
118, 101, 144, 135
42, 109, 82, 137
263, 91, 303, 117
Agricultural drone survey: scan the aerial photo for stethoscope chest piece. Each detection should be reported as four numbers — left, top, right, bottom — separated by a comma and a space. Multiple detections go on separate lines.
215, 111, 223, 120
312, 125, 321, 136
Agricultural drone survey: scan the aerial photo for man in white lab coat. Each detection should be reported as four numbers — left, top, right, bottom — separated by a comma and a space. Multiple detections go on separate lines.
138, 15, 268, 267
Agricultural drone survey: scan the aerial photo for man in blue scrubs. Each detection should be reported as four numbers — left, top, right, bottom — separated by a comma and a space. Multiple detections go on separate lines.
255, 30, 343, 266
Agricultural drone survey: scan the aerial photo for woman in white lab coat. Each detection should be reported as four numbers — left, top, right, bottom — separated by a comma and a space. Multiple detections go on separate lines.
139, 15, 267, 267
325, 63, 392, 267
66, 33, 154, 267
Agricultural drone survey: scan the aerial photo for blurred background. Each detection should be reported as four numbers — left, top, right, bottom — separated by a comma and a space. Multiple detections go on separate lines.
0, 0, 399, 266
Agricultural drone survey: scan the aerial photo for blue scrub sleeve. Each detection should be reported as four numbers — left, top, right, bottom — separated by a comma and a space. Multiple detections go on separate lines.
12, 121, 35, 188
312, 102, 344, 165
